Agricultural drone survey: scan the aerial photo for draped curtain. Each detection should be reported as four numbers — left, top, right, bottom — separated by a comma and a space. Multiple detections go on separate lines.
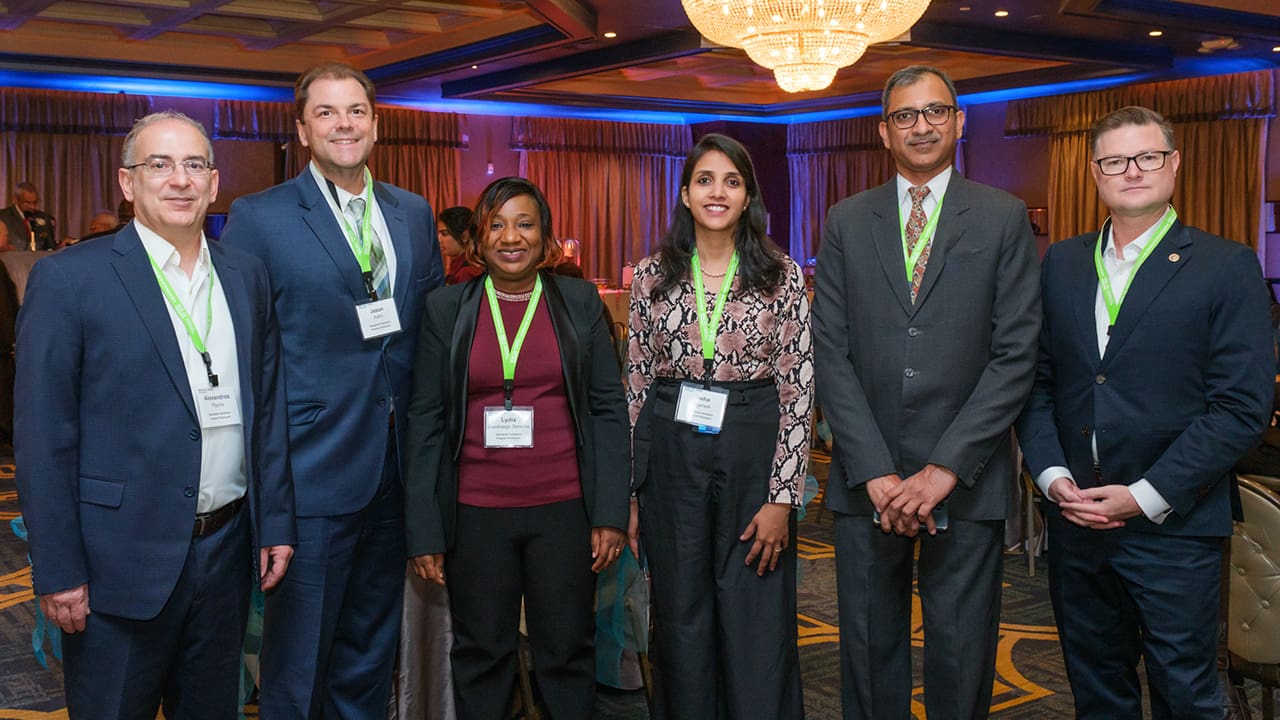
0, 88, 151, 240
214, 100, 466, 215
786, 115, 894, 261
513, 117, 692, 284
1006, 70, 1275, 248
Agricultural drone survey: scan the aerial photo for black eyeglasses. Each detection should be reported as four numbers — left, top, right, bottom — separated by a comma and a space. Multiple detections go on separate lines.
125, 158, 215, 177
1093, 150, 1174, 176
886, 104, 956, 130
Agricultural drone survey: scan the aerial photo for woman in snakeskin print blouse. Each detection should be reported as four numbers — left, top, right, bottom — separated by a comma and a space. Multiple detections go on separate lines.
626, 133, 814, 719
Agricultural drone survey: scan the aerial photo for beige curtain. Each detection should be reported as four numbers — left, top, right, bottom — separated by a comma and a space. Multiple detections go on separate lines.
0, 88, 151, 239
215, 100, 465, 215
1006, 70, 1275, 247
512, 117, 692, 284
786, 115, 894, 261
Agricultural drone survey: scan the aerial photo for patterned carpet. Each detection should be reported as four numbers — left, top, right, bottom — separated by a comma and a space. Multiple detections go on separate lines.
0, 455, 1269, 719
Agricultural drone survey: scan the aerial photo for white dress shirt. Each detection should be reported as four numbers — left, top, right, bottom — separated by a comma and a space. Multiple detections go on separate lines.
137, 221, 246, 514
309, 161, 397, 295
1034, 207, 1176, 524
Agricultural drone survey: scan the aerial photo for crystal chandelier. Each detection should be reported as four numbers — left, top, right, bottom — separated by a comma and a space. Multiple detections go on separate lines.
681, 0, 933, 92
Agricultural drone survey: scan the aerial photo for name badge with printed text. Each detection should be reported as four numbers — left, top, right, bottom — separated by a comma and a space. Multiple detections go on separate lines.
484, 406, 534, 448
356, 298, 402, 340
675, 382, 729, 434
196, 386, 242, 428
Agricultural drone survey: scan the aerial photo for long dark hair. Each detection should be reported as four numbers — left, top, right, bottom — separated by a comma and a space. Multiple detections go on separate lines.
652, 133, 787, 299
464, 176, 564, 271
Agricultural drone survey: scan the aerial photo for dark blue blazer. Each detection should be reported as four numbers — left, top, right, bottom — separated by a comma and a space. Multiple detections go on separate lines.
1016, 221, 1274, 537
14, 225, 295, 620
221, 171, 443, 517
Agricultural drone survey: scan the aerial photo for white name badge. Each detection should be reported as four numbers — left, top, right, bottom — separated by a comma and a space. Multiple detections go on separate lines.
356, 298, 402, 340
674, 382, 729, 434
484, 406, 534, 448
196, 386, 242, 428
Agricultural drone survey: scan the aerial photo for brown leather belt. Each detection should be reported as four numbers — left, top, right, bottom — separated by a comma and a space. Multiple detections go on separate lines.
193, 496, 245, 538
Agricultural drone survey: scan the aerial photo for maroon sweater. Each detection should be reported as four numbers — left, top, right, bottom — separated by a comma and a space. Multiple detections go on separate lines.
457, 294, 582, 507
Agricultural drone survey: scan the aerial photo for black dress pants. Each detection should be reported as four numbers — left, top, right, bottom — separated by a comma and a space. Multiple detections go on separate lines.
445, 499, 596, 720
637, 379, 804, 720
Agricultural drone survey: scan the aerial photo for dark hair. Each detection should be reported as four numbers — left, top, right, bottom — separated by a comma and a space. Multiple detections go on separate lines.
652, 133, 786, 299
438, 206, 472, 242
295, 63, 377, 120
465, 177, 564, 271
881, 65, 958, 117
1089, 105, 1176, 156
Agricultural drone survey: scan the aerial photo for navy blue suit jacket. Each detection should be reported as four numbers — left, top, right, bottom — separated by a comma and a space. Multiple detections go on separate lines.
221, 171, 443, 517
1016, 221, 1274, 536
14, 225, 295, 620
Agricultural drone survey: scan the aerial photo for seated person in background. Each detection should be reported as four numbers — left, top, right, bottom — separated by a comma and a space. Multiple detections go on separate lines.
439, 206, 482, 286
0, 223, 15, 253
0, 181, 57, 251
60, 209, 122, 248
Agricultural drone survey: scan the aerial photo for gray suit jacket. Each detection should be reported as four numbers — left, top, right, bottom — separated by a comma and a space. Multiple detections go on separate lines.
813, 174, 1041, 520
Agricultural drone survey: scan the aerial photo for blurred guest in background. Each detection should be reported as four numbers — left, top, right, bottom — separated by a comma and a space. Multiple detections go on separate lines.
438, 206, 481, 286
627, 133, 813, 719
0, 181, 58, 251
405, 176, 630, 720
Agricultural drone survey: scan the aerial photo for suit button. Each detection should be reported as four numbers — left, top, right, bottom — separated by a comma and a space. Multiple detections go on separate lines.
904, 368, 916, 378
189, 429, 200, 441
184, 486, 195, 498
377, 398, 387, 408
1081, 426, 1090, 437
907, 327, 920, 337
1095, 374, 1106, 385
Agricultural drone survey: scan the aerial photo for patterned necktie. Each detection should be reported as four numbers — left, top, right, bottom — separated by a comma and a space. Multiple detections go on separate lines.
345, 196, 390, 300
905, 185, 932, 303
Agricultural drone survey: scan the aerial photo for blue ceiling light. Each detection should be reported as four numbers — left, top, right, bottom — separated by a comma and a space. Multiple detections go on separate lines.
0, 68, 291, 101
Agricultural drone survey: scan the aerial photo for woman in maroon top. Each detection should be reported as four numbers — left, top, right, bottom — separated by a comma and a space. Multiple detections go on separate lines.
404, 177, 631, 720
437, 205, 483, 286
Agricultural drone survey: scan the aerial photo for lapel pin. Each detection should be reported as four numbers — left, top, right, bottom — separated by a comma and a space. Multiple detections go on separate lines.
1168, 252, 1180, 263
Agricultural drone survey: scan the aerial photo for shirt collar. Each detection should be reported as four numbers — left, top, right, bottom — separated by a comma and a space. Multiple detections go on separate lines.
1104, 205, 1175, 262
896, 166, 953, 206
309, 161, 369, 212
134, 219, 210, 274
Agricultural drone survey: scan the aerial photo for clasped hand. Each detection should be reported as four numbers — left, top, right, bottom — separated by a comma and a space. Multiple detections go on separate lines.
869, 463, 956, 536
1050, 477, 1140, 530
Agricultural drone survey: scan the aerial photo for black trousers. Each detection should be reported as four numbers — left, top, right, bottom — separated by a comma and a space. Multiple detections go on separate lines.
637, 379, 804, 720
833, 511, 1003, 720
1047, 515, 1223, 720
445, 499, 596, 720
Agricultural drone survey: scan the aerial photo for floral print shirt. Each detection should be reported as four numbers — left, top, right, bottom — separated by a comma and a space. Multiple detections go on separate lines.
626, 253, 814, 506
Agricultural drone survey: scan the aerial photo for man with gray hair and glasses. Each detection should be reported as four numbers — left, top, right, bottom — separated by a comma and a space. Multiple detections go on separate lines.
14, 110, 295, 717
1017, 105, 1274, 718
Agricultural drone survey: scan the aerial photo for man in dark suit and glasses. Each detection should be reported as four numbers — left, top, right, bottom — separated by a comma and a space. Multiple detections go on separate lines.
1016, 105, 1274, 719
813, 64, 1041, 720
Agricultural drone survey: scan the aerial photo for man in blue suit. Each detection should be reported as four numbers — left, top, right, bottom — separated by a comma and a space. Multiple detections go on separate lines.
1017, 105, 1275, 719
222, 62, 443, 718
14, 111, 295, 718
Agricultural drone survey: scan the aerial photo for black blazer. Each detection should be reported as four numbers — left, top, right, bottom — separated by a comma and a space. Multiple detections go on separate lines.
403, 271, 631, 556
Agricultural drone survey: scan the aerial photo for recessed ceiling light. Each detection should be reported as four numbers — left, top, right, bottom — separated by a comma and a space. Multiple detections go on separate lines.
993, 9, 1009, 17
958, 5, 971, 10
1148, 30, 1163, 37
604, 31, 617, 38
471, 65, 478, 69
1273, 45, 1280, 52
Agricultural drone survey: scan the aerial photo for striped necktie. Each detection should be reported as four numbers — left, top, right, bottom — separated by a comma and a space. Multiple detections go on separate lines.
345, 196, 390, 300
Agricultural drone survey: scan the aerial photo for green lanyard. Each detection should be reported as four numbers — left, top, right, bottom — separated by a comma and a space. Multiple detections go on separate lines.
1094, 206, 1177, 330
898, 192, 945, 281
327, 169, 378, 300
484, 274, 544, 410
146, 251, 219, 388
691, 249, 740, 387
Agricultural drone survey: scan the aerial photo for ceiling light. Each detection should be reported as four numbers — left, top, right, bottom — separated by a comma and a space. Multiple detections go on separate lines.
471, 65, 478, 69
604, 31, 617, 38
1148, 30, 1163, 37
681, 0, 932, 93
958, 5, 971, 10
1273, 46, 1280, 52
993, 9, 1009, 17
